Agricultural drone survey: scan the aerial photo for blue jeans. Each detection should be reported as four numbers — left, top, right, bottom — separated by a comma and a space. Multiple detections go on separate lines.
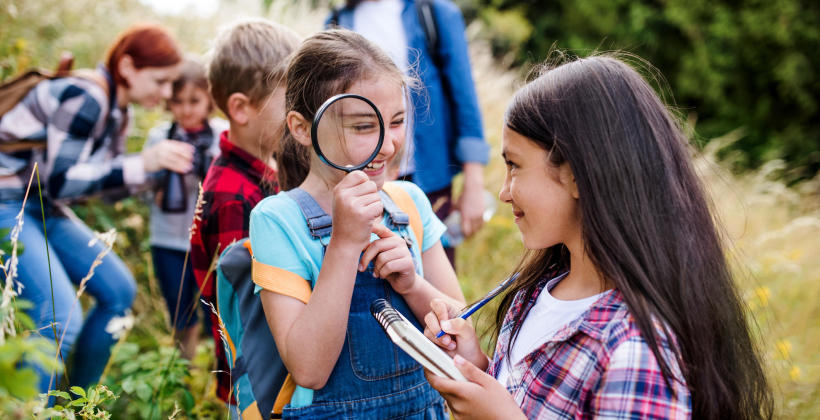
0, 200, 136, 392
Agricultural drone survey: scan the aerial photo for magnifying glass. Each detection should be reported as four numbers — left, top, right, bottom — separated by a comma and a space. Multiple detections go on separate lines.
311, 93, 385, 173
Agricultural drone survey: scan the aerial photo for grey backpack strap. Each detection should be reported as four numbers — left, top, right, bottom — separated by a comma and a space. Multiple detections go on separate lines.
286, 188, 333, 239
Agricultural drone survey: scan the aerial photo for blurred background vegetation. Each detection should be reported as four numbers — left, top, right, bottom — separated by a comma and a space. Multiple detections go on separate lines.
456, 0, 820, 183
0, 0, 818, 418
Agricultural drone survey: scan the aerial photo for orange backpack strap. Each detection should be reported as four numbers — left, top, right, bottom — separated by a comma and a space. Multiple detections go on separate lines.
246, 240, 312, 305
382, 182, 424, 249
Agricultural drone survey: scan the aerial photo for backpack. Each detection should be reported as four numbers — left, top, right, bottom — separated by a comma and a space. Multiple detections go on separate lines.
0, 52, 110, 153
215, 182, 424, 419
328, 0, 443, 68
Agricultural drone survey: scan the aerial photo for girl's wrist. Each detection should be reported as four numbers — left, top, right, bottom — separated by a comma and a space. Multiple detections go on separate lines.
325, 237, 365, 263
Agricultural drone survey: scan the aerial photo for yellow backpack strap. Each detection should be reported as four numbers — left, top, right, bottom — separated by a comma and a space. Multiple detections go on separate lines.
382, 182, 424, 249
246, 241, 312, 305
272, 374, 298, 416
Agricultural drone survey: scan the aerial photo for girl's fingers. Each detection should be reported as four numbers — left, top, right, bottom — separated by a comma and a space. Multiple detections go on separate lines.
431, 298, 454, 320
372, 245, 407, 276
338, 170, 370, 188
423, 311, 444, 342
362, 200, 384, 221
359, 236, 393, 271
453, 355, 490, 386
371, 222, 395, 239
359, 242, 381, 271
424, 368, 464, 397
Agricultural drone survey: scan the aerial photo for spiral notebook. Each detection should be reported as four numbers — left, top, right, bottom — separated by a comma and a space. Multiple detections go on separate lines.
370, 299, 466, 381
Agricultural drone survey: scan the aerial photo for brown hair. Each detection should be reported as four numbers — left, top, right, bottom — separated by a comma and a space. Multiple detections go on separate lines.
277, 29, 409, 190
173, 58, 209, 95
106, 23, 182, 87
207, 19, 301, 116
167, 58, 212, 112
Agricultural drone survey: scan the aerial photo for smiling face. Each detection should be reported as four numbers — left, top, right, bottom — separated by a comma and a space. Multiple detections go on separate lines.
313, 76, 406, 188
499, 126, 581, 250
168, 82, 211, 131
123, 63, 181, 109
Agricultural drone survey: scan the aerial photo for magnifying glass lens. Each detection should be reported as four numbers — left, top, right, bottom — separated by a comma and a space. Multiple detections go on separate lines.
313, 95, 384, 172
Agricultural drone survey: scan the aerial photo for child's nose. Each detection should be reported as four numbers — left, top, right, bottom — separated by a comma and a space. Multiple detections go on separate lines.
379, 131, 397, 156
499, 183, 512, 203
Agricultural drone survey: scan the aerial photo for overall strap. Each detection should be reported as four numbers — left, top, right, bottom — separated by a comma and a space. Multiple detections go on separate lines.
378, 190, 409, 228
286, 188, 332, 239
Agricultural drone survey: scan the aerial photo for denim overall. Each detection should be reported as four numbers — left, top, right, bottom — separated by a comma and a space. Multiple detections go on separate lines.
282, 188, 446, 419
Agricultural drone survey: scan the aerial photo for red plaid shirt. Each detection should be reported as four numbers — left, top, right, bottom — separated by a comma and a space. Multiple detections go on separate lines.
190, 131, 278, 403
488, 279, 691, 419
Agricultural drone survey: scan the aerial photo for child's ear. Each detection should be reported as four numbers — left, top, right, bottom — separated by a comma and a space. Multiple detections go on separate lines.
558, 163, 579, 199
286, 110, 311, 146
227, 92, 252, 125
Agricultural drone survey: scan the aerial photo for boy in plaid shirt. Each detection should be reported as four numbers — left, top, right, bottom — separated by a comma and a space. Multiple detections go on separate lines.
189, 19, 300, 406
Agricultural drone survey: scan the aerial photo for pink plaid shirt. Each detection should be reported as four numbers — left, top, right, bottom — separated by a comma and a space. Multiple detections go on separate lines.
488, 279, 691, 419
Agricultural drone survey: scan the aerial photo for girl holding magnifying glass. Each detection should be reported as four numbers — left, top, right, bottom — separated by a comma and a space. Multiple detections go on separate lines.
249, 29, 465, 418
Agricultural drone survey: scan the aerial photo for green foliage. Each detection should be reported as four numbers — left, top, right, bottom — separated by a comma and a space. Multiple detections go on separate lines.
102, 342, 194, 419
45, 384, 118, 419
0, 227, 24, 256
466, 0, 820, 180
0, 335, 61, 401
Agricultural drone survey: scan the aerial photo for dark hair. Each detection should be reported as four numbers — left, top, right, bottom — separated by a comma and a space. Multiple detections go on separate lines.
497, 53, 773, 419
277, 29, 407, 190
106, 23, 182, 88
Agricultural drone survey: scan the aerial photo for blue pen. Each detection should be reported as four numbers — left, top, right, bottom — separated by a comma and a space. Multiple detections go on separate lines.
435, 275, 518, 339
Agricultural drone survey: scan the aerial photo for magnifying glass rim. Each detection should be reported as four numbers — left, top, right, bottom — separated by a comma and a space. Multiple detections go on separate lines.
310, 93, 385, 173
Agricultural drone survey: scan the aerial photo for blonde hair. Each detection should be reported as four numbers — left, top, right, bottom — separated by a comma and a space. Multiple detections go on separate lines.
207, 19, 301, 116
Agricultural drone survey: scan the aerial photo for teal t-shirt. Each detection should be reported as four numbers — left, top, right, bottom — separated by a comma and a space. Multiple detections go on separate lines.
248, 181, 446, 408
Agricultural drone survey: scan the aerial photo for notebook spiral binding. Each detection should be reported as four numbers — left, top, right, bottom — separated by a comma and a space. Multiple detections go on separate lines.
371, 298, 402, 329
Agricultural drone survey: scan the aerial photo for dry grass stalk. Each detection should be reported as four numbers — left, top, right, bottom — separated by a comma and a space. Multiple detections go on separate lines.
49, 227, 118, 388
0, 163, 40, 344
201, 298, 238, 418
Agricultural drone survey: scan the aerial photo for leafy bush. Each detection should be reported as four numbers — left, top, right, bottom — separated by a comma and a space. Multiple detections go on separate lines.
463, 0, 820, 180
45, 385, 118, 420
102, 342, 193, 419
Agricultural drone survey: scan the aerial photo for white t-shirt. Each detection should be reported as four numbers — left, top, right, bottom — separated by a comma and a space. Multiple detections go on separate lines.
352, 0, 416, 175
495, 273, 606, 387
353, 0, 408, 72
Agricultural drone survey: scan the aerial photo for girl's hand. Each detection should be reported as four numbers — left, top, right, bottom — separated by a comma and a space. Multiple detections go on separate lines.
142, 139, 194, 173
456, 163, 486, 238
359, 223, 417, 293
425, 355, 525, 420
423, 299, 487, 369
330, 171, 383, 249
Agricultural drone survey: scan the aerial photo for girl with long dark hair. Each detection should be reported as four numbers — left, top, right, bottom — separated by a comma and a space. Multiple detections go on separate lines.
423, 54, 773, 419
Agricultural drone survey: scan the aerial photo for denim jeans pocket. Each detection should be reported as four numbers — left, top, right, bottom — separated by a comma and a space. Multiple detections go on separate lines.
347, 311, 421, 381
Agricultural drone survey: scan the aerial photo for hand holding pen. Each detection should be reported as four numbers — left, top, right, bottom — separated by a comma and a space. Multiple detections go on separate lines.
435, 275, 518, 338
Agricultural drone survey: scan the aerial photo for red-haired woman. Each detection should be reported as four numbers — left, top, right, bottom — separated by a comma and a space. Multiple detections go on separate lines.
0, 24, 190, 393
